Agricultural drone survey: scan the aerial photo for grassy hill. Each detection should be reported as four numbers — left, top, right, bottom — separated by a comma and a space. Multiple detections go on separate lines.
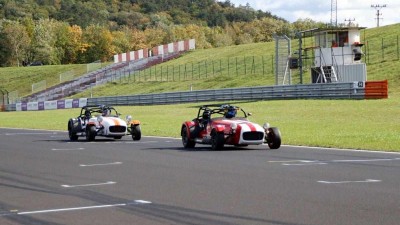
0, 24, 399, 99
0, 64, 87, 99
70, 23, 400, 98
0, 24, 399, 152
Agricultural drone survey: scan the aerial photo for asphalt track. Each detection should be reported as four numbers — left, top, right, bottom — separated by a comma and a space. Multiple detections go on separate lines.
0, 128, 399, 225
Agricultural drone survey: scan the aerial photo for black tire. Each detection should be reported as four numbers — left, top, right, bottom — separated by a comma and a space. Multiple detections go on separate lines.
86, 125, 96, 141
68, 120, 78, 141
266, 127, 281, 149
181, 126, 196, 148
211, 130, 224, 150
131, 124, 141, 141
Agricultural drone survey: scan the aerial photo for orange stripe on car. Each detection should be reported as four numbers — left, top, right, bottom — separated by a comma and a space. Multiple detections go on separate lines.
112, 118, 121, 126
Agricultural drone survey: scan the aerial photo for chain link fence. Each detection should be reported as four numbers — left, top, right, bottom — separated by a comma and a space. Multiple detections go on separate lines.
111, 55, 275, 84
364, 36, 400, 64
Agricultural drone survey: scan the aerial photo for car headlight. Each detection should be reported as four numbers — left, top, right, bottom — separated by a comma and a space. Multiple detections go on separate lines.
231, 123, 237, 133
263, 123, 270, 130
126, 115, 132, 123
97, 115, 103, 123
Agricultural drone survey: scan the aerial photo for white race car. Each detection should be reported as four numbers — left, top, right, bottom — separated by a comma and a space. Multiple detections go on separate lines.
68, 105, 141, 141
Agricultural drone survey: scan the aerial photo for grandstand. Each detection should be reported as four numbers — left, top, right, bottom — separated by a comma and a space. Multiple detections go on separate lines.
20, 52, 182, 102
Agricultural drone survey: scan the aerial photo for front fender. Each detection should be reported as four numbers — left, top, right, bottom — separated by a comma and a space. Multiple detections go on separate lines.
182, 121, 196, 138
129, 120, 141, 125
214, 125, 225, 133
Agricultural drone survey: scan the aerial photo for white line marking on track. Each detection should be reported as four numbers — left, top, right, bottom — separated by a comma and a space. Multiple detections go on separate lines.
52, 147, 85, 151
331, 158, 400, 162
270, 158, 400, 166
80, 141, 158, 144
283, 162, 327, 166
3, 128, 400, 154
4, 132, 56, 136
0, 200, 152, 216
132, 200, 152, 204
318, 179, 381, 184
61, 181, 116, 188
80, 162, 122, 167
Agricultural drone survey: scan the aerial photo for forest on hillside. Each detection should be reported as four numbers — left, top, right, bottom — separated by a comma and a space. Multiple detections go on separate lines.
0, 0, 324, 66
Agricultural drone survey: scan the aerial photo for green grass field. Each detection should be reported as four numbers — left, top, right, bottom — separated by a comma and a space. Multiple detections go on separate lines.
1, 96, 399, 151
0, 24, 399, 151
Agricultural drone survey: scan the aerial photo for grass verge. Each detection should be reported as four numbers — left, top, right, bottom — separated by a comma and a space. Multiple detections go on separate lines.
1, 96, 399, 152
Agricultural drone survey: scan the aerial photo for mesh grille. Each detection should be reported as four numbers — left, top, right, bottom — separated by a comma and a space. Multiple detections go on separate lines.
109, 126, 126, 133
242, 131, 264, 141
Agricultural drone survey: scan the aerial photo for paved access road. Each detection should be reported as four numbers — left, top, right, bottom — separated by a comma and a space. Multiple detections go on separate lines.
0, 128, 399, 225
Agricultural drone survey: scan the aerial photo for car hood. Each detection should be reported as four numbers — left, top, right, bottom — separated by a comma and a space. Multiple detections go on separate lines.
212, 119, 264, 132
89, 117, 127, 127
102, 117, 127, 126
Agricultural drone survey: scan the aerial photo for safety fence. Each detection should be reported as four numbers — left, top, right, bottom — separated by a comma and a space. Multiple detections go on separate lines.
87, 82, 366, 107
7, 81, 389, 112
113, 55, 275, 84
364, 36, 400, 64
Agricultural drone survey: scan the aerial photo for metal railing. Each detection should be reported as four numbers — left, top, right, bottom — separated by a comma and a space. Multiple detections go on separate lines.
88, 82, 364, 106
5, 82, 366, 111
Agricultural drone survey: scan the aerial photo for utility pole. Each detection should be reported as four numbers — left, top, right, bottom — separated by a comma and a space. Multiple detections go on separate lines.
371, 4, 387, 27
344, 18, 355, 27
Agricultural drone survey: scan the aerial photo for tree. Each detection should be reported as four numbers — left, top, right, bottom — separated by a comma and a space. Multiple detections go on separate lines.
129, 28, 147, 50
171, 24, 212, 49
2, 21, 30, 66
80, 25, 114, 62
292, 18, 322, 32
144, 27, 166, 47
112, 28, 131, 54
30, 19, 60, 64
210, 27, 234, 47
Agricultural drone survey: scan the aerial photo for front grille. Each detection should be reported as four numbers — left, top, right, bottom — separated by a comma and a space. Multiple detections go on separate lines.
242, 131, 264, 141
109, 126, 126, 133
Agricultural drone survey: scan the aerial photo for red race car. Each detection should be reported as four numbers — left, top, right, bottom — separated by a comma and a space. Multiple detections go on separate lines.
181, 105, 281, 150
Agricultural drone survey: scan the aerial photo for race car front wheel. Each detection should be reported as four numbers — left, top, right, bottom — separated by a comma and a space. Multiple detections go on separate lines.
68, 120, 78, 141
182, 126, 195, 148
86, 126, 96, 141
131, 124, 141, 141
266, 127, 281, 149
211, 131, 224, 150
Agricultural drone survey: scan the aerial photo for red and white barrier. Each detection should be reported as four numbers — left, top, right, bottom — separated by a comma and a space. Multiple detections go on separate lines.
113, 39, 195, 63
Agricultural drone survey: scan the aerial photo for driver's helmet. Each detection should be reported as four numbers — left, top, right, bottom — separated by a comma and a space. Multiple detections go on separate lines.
102, 107, 110, 116
225, 106, 237, 118
202, 110, 211, 120
84, 109, 91, 118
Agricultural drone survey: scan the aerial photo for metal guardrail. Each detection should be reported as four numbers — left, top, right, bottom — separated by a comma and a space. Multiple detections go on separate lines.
88, 82, 365, 106
4, 82, 365, 111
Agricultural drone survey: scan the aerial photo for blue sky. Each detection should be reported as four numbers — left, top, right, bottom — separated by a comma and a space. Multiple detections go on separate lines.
224, 0, 400, 28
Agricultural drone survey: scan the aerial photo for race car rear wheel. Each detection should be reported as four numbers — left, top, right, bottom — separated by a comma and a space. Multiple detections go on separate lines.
211, 131, 224, 150
181, 126, 195, 148
266, 127, 281, 149
86, 125, 96, 141
131, 124, 141, 141
68, 120, 78, 141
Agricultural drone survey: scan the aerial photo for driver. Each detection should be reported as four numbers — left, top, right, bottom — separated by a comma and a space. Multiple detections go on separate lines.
84, 109, 91, 119
224, 106, 237, 119
201, 110, 211, 128
102, 108, 110, 116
